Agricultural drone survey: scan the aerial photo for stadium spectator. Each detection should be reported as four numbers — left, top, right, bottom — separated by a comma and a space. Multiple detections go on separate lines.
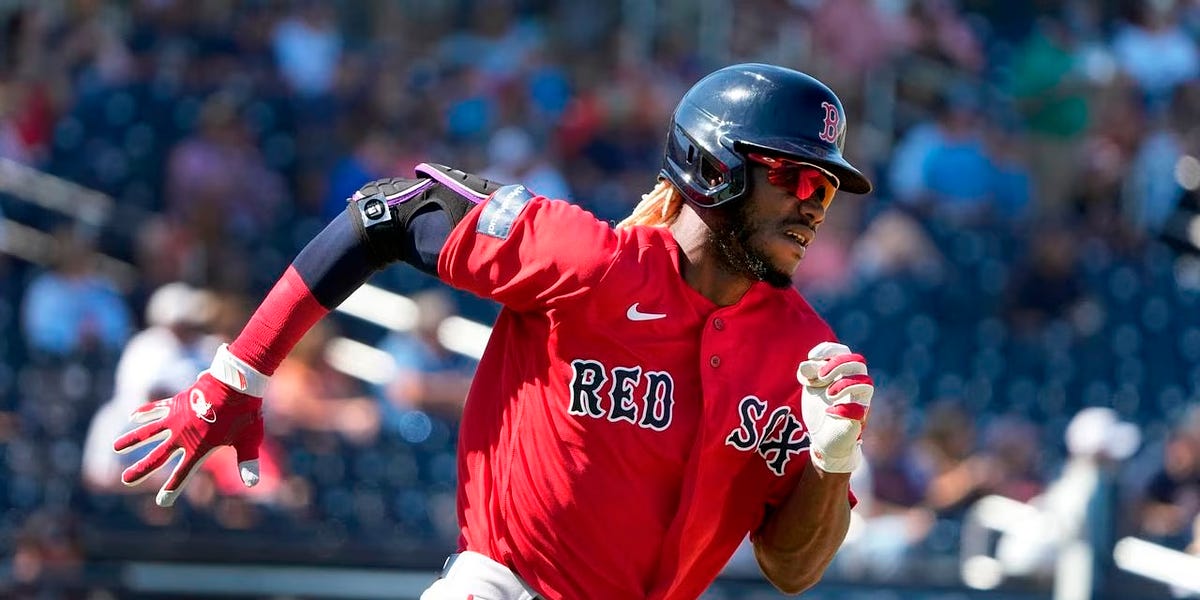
270, 1, 342, 100
1008, 15, 1095, 221
20, 225, 132, 358
913, 400, 996, 519
889, 0, 984, 129
321, 129, 401, 222
1137, 406, 1200, 548
193, 440, 288, 519
848, 208, 946, 284
864, 400, 934, 511
80, 282, 221, 493
480, 125, 571, 201
165, 91, 286, 236
980, 415, 1045, 504
53, 0, 135, 94
994, 407, 1141, 583
807, 0, 905, 102
163, 91, 286, 287
833, 400, 936, 580
1004, 228, 1091, 338
132, 213, 205, 293
1111, 0, 1199, 113
6, 510, 85, 598
917, 86, 1005, 225
902, 0, 985, 75
522, 47, 572, 127
265, 320, 380, 445
1124, 82, 1200, 235
1075, 77, 1146, 231
0, 7, 60, 164
889, 86, 1031, 227
888, 112, 944, 206
0, 75, 55, 166
376, 289, 476, 423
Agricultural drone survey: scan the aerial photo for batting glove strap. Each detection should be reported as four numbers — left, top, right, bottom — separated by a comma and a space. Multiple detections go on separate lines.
809, 422, 863, 473
208, 344, 271, 398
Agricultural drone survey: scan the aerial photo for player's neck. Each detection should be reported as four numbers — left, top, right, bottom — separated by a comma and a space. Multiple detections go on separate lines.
669, 209, 755, 307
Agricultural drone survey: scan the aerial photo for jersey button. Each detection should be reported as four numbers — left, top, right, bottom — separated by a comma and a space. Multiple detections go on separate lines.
713, 318, 725, 331
710, 355, 721, 368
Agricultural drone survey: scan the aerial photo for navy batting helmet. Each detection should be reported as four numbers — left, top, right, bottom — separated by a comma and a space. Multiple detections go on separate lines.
661, 63, 872, 208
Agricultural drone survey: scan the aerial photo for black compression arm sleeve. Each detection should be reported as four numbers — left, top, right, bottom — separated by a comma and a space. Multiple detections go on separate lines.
408, 206, 455, 272
290, 204, 456, 309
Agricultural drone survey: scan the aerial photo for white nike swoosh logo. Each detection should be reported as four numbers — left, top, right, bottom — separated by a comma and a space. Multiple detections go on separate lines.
627, 302, 667, 321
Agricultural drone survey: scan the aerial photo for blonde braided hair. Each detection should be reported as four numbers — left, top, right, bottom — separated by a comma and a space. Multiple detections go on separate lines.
616, 180, 684, 229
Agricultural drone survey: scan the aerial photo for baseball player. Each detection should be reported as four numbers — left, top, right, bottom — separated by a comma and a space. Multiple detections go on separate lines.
110, 63, 876, 599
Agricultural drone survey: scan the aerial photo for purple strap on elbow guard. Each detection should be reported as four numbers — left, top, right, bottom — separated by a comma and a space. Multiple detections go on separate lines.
384, 178, 437, 207
414, 163, 491, 204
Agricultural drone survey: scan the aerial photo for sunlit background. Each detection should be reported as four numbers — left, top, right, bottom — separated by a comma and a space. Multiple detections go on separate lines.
1, 0, 1199, 598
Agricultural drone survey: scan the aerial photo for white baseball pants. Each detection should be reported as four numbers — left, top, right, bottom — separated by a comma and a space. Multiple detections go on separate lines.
420, 551, 543, 600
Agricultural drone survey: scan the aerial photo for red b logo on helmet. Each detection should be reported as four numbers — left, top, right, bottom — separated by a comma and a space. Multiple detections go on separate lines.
819, 102, 840, 143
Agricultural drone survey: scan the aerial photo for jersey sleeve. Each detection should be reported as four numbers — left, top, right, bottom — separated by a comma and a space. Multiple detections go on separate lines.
437, 186, 621, 313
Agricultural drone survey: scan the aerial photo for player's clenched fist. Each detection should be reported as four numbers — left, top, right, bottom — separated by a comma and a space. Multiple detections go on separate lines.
797, 342, 874, 473
113, 344, 267, 507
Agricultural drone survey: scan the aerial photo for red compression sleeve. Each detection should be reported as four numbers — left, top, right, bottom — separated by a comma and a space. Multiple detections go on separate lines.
228, 266, 329, 376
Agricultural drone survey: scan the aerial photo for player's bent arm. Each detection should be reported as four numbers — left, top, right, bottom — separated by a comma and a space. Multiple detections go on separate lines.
230, 164, 495, 377
110, 165, 496, 506
751, 341, 874, 591
751, 464, 851, 595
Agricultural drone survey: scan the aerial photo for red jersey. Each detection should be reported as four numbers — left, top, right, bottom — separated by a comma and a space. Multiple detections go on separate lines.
438, 186, 839, 600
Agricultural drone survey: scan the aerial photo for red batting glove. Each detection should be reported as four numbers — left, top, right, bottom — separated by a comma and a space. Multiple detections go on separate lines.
113, 344, 269, 507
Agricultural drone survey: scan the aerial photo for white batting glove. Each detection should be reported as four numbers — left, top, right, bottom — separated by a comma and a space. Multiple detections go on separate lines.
798, 342, 874, 473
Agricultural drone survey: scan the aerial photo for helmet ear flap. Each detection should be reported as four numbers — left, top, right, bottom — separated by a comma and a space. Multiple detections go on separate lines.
660, 120, 748, 208
699, 156, 724, 188
676, 134, 728, 189
676, 136, 723, 186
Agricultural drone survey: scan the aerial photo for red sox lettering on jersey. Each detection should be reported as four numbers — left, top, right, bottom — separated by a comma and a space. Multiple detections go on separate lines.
437, 187, 844, 600
568, 360, 676, 431
567, 361, 809, 476
725, 396, 810, 476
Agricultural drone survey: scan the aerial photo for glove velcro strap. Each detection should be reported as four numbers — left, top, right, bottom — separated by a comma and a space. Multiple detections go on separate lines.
810, 414, 864, 473
811, 443, 862, 473
208, 344, 270, 398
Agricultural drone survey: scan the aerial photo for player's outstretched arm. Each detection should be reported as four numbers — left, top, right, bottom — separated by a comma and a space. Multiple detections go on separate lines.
111, 164, 503, 506
752, 342, 874, 594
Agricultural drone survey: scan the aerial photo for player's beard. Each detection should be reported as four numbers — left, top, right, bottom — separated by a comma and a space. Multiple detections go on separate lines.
708, 200, 794, 290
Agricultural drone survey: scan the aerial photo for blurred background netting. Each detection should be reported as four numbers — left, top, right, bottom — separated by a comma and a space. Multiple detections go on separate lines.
0, 0, 1199, 598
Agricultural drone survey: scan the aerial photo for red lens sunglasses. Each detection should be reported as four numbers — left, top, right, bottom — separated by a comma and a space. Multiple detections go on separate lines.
747, 153, 840, 208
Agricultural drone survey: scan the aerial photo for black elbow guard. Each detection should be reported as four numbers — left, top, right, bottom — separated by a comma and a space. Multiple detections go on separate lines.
347, 163, 508, 272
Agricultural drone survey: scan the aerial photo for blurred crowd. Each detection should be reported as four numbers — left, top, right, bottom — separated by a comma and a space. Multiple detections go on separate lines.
0, 0, 1199, 597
